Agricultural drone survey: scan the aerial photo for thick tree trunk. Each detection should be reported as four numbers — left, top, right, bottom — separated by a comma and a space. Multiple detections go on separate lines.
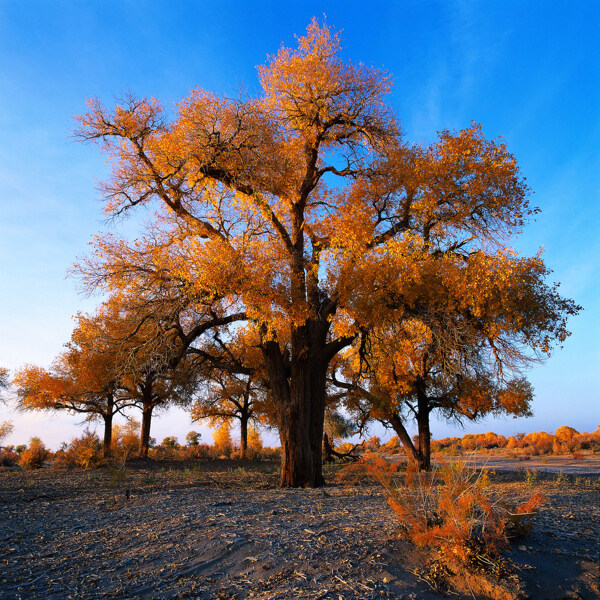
102, 411, 113, 458
264, 320, 329, 488
240, 415, 248, 459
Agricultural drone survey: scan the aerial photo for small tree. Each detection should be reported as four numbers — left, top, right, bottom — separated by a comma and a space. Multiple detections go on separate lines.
111, 420, 140, 460
0, 421, 14, 449
212, 421, 233, 456
186, 431, 201, 446
0, 367, 9, 402
13, 302, 137, 457
247, 424, 263, 455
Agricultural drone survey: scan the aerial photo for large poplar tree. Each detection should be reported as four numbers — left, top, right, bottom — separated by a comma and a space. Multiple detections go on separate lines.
76, 21, 577, 487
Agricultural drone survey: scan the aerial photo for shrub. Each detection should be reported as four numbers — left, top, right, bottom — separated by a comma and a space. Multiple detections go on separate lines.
0, 445, 18, 467
349, 454, 546, 589
19, 437, 51, 469
212, 422, 233, 457
380, 436, 402, 455
111, 420, 140, 459
54, 430, 103, 469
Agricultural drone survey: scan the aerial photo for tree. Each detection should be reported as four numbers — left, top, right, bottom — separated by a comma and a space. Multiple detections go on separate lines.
191, 370, 262, 459
212, 421, 233, 456
0, 367, 9, 402
0, 420, 13, 444
332, 237, 577, 470
14, 292, 196, 458
189, 329, 271, 459
0, 369, 11, 447
247, 424, 263, 454
186, 430, 201, 446
335, 319, 534, 470
76, 20, 577, 487
13, 307, 128, 457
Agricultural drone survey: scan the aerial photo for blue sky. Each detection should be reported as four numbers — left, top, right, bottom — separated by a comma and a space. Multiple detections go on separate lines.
1, 1, 598, 449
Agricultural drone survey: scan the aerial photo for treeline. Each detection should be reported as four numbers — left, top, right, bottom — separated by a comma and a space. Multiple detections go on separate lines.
333, 426, 600, 459
430, 426, 600, 455
0, 421, 280, 470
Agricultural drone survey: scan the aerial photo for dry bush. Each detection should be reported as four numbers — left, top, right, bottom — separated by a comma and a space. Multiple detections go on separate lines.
380, 436, 402, 455
0, 446, 18, 467
346, 454, 546, 593
54, 430, 104, 469
0, 421, 17, 467
19, 437, 51, 469
111, 420, 140, 460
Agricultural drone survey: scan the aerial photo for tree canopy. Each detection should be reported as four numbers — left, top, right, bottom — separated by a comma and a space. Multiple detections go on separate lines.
74, 20, 578, 486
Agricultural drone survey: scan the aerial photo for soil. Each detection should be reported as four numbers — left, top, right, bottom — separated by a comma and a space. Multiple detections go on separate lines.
0, 458, 598, 600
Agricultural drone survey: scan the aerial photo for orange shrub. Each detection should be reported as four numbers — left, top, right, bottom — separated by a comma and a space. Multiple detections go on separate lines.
19, 437, 50, 469
54, 430, 103, 469
111, 421, 140, 459
351, 455, 547, 574
553, 426, 579, 454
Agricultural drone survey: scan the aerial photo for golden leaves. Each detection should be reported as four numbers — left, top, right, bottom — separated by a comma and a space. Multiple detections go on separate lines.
73, 19, 578, 393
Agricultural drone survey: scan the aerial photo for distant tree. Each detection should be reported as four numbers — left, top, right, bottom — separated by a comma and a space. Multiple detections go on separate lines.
0, 420, 13, 444
190, 327, 272, 459
186, 431, 201, 446
336, 316, 535, 470
161, 436, 179, 449
247, 424, 263, 454
212, 421, 233, 456
15, 292, 202, 459
111, 420, 140, 459
0, 367, 9, 402
192, 371, 263, 459
13, 300, 137, 457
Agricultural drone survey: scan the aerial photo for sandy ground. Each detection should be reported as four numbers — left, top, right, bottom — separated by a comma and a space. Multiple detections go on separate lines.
462, 454, 600, 476
0, 459, 599, 600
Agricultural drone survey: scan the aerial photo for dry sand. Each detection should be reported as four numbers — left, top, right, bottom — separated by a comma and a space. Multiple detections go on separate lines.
0, 459, 598, 599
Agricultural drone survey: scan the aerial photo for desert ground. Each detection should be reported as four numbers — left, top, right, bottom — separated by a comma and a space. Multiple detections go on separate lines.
1, 458, 598, 600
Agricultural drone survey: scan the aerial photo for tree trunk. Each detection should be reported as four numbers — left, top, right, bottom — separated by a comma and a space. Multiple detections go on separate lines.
240, 415, 248, 459
416, 412, 431, 471
323, 433, 334, 463
416, 381, 432, 471
263, 320, 329, 488
139, 401, 154, 459
102, 411, 113, 458
389, 413, 422, 467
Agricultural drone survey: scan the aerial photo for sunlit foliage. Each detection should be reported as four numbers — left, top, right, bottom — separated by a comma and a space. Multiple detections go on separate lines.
74, 20, 578, 486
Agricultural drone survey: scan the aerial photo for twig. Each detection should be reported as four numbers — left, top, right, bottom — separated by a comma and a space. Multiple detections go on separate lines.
334, 575, 357, 592
5, 573, 46, 590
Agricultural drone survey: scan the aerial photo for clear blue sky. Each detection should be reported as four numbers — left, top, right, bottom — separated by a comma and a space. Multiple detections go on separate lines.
1, 1, 598, 449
